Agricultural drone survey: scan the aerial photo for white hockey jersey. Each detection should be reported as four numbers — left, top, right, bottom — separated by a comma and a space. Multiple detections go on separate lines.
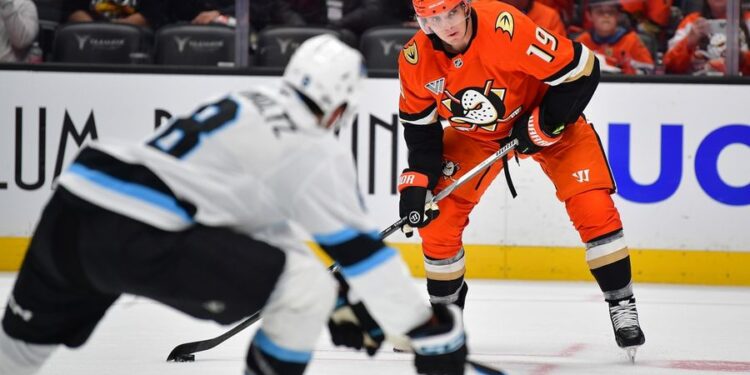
58, 85, 375, 252
58, 83, 432, 336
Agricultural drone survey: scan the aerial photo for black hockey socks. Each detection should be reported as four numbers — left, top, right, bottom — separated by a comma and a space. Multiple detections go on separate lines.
585, 231, 645, 354
591, 256, 633, 302
586, 230, 633, 301
424, 249, 469, 309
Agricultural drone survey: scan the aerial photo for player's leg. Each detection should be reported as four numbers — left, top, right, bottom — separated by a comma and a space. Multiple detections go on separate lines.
535, 118, 645, 354
1, 190, 119, 375
419, 128, 504, 310
565, 190, 645, 352
94, 221, 316, 374
103, 223, 287, 326
247, 250, 336, 375
419, 198, 472, 309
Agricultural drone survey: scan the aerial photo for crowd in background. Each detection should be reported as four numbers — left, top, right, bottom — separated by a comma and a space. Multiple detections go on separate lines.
1, 0, 749, 75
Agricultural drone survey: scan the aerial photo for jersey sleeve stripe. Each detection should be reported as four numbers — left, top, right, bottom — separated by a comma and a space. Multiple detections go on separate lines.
560, 47, 596, 84
315, 228, 387, 268
253, 329, 313, 363
340, 247, 398, 278
313, 227, 359, 245
542, 42, 590, 86
399, 104, 438, 126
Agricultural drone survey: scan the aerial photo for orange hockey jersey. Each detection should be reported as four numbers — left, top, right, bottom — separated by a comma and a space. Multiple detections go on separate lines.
398, 1, 596, 143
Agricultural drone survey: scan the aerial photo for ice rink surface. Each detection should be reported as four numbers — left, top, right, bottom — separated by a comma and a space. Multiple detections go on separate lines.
1, 273, 749, 375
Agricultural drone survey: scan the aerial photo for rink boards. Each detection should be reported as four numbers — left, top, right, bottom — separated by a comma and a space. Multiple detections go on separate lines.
0, 71, 748, 285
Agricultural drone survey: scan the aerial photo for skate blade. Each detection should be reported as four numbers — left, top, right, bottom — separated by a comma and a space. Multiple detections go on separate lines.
623, 346, 638, 363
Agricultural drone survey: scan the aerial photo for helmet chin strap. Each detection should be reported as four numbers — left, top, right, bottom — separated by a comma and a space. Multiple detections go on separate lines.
322, 104, 348, 130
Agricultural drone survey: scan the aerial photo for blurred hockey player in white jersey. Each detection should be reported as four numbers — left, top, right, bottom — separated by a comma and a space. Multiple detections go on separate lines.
0, 35, 502, 375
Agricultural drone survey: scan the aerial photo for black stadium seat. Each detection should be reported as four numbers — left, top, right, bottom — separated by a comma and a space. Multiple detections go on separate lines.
254, 27, 345, 68
359, 26, 418, 72
155, 24, 235, 66
52, 22, 150, 64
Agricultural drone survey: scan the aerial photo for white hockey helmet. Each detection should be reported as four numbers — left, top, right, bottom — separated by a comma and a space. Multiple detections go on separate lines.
282, 34, 366, 130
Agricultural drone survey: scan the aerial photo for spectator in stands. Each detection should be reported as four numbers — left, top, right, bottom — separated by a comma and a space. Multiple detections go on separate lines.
477, 0, 566, 35
327, 0, 387, 38
381, 0, 417, 27
537, 0, 575, 28
577, 0, 672, 41
63, 0, 148, 27
620, 0, 673, 37
140, 0, 303, 32
0, 0, 38, 62
284, 0, 388, 39
664, 0, 750, 74
577, 0, 655, 74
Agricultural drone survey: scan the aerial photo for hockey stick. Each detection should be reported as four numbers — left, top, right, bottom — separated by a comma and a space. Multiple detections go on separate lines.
166, 264, 341, 362
166, 139, 519, 362
379, 138, 518, 238
166, 310, 260, 362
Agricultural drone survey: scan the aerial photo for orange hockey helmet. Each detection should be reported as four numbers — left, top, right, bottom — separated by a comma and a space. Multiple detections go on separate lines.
413, 0, 471, 34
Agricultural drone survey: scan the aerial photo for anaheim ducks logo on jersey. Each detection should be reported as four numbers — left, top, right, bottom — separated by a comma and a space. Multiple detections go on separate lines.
495, 11, 514, 40
441, 79, 522, 132
403, 41, 418, 65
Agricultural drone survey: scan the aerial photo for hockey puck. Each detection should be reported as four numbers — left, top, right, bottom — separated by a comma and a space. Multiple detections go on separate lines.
175, 354, 195, 362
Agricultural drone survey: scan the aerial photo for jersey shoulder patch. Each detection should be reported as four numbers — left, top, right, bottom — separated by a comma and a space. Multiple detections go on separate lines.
403, 40, 419, 65
399, 32, 429, 67
495, 10, 515, 40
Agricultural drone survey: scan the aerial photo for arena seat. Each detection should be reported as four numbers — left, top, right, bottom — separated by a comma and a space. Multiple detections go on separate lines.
359, 26, 417, 73
52, 22, 150, 64
155, 24, 235, 66
254, 27, 345, 68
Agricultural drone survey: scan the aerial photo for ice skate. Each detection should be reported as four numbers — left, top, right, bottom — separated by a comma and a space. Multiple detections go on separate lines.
608, 297, 645, 363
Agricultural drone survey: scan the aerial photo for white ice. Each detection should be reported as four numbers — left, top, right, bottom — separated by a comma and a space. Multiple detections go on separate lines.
1, 273, 749, 375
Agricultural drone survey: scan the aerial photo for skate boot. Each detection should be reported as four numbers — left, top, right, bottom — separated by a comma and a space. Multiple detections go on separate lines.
608, 296, 645, 363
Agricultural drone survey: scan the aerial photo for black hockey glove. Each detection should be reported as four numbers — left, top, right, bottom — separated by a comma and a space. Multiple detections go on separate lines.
408, 304, 468, 375
327, 269, 385, 356
398, 169, 439, 238
511, 106, 566, 155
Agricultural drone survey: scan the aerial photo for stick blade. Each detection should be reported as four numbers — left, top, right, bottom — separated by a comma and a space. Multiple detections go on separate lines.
166, 342, 201, 362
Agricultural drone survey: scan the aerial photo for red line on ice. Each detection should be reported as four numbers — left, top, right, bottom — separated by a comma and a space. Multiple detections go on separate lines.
666, 360, 750, 372
528, 343, 587, 375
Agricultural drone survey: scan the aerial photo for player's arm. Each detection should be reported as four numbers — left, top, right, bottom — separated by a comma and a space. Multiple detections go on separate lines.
502, 8, 600, 153
398, 94, 443, 187
397, 52, 444, 234
289, 152, 432, 337
538, 40, 600, 128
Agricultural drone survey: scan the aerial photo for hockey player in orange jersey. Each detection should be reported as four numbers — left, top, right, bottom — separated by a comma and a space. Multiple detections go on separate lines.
397, 0, 645, 360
